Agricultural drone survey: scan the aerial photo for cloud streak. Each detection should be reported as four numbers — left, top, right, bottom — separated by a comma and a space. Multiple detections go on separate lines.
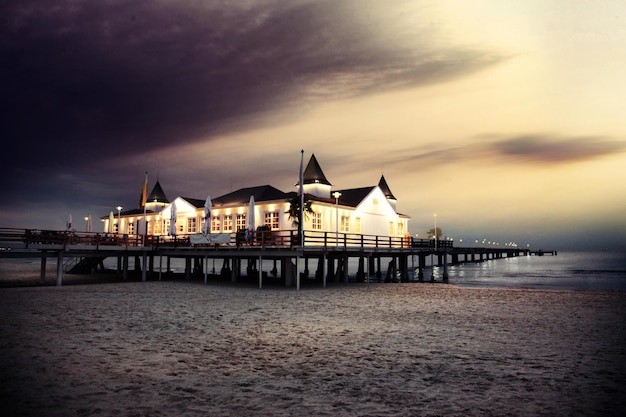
390, 134, 626, 170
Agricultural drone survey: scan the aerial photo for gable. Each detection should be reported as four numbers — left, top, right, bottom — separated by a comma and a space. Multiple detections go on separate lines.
354, 186, 397, 217
162, 197, 201, 218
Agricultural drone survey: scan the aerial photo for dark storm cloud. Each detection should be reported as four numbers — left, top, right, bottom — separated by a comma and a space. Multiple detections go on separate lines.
2, 0, 500, 166
1, 0, 503, 227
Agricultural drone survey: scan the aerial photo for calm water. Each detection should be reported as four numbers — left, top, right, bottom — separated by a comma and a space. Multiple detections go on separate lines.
2, 250, 625, 291
422, 250, 626, 291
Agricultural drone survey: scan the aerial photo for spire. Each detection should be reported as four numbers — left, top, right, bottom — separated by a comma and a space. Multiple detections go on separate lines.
302, 154, 332, 186
378, 175, 396, 200
147, 180, 169, 204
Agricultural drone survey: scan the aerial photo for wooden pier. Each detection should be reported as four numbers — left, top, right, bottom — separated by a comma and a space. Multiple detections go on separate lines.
0, 228, 537, 288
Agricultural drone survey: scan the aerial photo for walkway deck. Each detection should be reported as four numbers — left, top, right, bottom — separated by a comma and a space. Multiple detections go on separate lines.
1, 228, 538, 288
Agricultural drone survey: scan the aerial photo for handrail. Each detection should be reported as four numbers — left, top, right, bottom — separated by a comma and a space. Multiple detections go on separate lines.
0, 227, 455, 251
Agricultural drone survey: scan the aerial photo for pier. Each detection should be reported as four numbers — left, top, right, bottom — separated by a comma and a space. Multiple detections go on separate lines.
0, 228, 537, 288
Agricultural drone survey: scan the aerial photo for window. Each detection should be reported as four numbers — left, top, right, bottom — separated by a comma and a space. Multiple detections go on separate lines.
187, 217, 197, 234
177, 221, 184, 234
397, 222, 404, 236
265, 212, 280, 230
211, 216, 221, 232
311, 212, 322, 230
147, 221, 153, 235
389, 222, 395, 236
164, 220, 170, 235
128, 222, 135, 235
223, 215, 233, 232
355, 217, 361, 234
236, 214, 246, 231
340, 215, 350, 233
154, 219, 162, 235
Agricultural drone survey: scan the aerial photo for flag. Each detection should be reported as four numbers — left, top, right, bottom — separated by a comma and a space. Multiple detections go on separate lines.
139, 172, 148, 208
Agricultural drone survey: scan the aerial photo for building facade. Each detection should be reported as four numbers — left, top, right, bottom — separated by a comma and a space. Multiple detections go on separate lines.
103, 154, 410, 241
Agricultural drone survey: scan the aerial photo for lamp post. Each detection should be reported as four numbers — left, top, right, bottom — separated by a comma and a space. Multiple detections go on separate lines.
84, 216, 89, 233
434, 213, 437, 250
116, 205, 123, 235
333, 191, 342, 248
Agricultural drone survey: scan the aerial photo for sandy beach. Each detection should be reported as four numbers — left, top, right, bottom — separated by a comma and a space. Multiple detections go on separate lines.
1, 277, 625, 416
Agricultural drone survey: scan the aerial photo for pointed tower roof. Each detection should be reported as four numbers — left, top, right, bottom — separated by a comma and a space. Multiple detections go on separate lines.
147, 180, 169, 204
302, 154, 332, 186
378, 175, 396, 200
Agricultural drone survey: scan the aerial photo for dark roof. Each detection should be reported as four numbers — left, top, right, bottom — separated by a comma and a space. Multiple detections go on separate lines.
147, 180, 169, 203
378, 175, 396, 200
100, 208, 155, 218
181, 197, 206, 209
211, 185, 291, 207
300, 154, 332, 186
332, 187, 375, 207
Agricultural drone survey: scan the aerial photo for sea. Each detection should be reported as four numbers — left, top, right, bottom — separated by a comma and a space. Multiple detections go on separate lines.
419, 250, 626, 291
1, 250, 625, 291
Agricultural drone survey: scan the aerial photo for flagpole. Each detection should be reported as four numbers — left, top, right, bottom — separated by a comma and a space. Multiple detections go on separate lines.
299, 149, 304, 248
142, 171, 148, 247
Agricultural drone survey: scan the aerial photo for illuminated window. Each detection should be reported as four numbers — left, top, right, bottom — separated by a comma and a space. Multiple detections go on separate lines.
397, 222, 404, 236
128, 222, 135, 235
164, 220, 170, 234
223, 215, 233, 232
373, 198, 379, 205
265, 212, 280, 230
154, 219, 162, 234
236, 214, 246, 231
147, 221, 153, 235
187, 217, 197, 233
341, 215, 350, 233
312, 212, 322, 230
211, 216, 221, 232
355, 217, 361, 233
389, 222, 394, 235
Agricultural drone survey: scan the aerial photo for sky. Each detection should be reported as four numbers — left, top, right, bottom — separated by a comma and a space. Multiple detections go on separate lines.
2, 0, 625, 250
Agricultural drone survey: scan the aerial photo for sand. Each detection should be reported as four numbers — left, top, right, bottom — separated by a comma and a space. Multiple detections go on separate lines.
0, 278, 625, 417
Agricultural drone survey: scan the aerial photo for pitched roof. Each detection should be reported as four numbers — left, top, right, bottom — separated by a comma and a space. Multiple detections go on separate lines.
301, 154, 332, 186
378, 175, 396, 200
147, 180, 169, 203
211, 185, 291, 207
331, 187, 375, 207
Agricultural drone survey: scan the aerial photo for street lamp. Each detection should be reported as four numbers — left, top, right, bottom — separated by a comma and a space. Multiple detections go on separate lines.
333, 191, 342, 248
84, 216, 89, 232
116, 205, 123, 235
434, 213, 437, 250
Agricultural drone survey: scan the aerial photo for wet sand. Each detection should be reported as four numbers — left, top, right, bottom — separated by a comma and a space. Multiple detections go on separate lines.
0, 278, 625, 416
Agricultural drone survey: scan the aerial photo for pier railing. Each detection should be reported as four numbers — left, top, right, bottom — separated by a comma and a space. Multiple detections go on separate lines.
1, 227, 453, 251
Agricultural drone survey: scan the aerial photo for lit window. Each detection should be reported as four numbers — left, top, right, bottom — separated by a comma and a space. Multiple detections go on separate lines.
341, 215, 350, 233
389, 222, 394, 236
312, 212, 322, 230
211, 216, 221, 232
154, 219, 162, 234
265, 212, 280, 230
223, 215, 233, 232
397, 222, 404, 235
355, 217, 361, 234
236, 214, 246, 231
187, 217, 197, 233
